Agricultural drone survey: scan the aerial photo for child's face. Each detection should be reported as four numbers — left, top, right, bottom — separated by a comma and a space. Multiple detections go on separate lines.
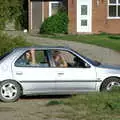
26, 52, 31, 61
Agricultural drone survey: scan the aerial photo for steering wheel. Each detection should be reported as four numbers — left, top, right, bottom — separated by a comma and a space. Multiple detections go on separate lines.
73, 57, 85, 67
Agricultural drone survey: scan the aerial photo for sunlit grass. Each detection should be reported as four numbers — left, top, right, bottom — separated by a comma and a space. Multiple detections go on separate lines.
40, 33, 120, 51
46, 90, 120, 120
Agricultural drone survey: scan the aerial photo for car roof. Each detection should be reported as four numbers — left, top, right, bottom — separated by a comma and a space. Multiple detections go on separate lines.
14, 46, 72, 51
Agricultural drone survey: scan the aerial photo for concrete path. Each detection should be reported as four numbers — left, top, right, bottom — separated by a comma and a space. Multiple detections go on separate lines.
26, 35, 120, 65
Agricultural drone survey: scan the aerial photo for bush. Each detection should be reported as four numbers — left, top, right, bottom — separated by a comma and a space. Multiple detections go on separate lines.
40, 11, 69, 34
0, 32, 30, 56
46, 100, 64, 106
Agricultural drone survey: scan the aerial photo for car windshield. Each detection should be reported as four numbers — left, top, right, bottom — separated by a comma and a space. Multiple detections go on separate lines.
81, 55, 101, 66
72, 49, 101, 66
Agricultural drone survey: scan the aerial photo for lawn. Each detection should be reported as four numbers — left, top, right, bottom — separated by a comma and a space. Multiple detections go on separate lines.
46, 90, 120, 120
40, 33, 120, 51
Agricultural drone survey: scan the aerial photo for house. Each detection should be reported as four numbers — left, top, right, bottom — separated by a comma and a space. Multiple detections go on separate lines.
28, 0, 120, 34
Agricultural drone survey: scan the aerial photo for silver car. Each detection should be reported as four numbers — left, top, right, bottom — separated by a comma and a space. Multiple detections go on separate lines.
0, 46, 120, 102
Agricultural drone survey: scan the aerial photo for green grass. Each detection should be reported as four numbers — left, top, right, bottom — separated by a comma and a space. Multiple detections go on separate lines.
40, 33, 120, 51
46, 91, 120, 120
46, 100, 64, 106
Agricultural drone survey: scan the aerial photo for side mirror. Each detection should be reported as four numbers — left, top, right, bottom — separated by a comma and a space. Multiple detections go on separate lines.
85, 63, 91, 68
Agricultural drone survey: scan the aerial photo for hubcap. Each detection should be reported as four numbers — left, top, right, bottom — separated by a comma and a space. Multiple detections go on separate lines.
106, 81, 120, 91
1, 83, 17, 100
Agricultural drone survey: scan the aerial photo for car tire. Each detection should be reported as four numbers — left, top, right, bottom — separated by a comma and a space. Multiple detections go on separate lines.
100, 77, 120, 91
0, 80, 22, 102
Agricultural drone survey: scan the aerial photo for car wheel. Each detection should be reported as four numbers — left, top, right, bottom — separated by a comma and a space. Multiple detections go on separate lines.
100, 77, 120, 91
0, 80, 22, 102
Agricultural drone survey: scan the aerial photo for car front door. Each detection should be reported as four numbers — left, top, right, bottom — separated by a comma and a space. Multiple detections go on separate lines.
50, 49, 97, 93
12, 49, 56, 94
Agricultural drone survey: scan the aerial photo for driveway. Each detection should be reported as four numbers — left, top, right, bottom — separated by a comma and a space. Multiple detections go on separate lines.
0, 96, 69, 120
26, 35, 120, 65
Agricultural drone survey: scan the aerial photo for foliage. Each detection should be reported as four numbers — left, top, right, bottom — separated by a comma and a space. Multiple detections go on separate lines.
40, 10, 69, 34
62, 92, 120, 120
46, 100, 64, 106
0, 0, 27, 30
15, 0, 28, 30
64, 92, 120, 112
0, 32, 30, 56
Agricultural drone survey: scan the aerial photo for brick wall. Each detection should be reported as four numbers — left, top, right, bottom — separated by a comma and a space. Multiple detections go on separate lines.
68, 0, 76, 34
44, 1, 49, 19
92, 0, 120, 34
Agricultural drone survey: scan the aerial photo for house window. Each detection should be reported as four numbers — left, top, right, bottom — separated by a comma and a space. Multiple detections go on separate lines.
108, 0, 120, 18
49, 1, 61, 16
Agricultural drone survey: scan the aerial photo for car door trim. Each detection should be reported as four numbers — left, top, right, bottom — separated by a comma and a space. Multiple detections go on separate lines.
19, 80, 102, 83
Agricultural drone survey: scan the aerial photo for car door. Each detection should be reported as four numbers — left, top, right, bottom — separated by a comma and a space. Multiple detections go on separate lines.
50, 49, 97, 93
12, 49, 56, 94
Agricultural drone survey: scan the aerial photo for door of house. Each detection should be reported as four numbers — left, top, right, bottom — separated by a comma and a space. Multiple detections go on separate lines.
31, 0, 42, 31
77, 0, 92, 32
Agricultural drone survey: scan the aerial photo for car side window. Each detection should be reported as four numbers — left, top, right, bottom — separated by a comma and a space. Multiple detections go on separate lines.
15, 50, 50, 67
51, 50, 89, 68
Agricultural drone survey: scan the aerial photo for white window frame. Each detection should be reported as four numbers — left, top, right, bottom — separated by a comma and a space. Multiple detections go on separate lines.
108, 0, 120, 19
49, 1, 60, 16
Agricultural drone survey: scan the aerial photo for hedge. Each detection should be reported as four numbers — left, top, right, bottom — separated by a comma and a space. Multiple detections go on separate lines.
40, 11, 69, 34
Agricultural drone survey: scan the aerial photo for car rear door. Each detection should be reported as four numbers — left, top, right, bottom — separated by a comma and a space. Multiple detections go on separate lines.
11, 49, 56, 94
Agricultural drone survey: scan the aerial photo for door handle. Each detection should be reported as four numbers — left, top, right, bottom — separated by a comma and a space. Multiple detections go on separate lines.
58, 73, 64, 75
16, 71, 23, 75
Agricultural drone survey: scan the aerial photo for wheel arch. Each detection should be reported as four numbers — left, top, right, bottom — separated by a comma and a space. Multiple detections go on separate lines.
100, 76, 120, 91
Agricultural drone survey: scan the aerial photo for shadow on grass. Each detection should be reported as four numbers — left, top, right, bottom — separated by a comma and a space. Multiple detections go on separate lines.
108, 35, 120, 40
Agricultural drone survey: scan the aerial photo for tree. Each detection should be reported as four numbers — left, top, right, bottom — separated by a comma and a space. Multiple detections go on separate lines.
0, 0, 27, 30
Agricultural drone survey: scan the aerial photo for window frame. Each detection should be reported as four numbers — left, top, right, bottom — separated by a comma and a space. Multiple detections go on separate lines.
49, 1, 60, 16
108, 0, 120, 19
49, 49, 91, 68
14, 50, 51, 68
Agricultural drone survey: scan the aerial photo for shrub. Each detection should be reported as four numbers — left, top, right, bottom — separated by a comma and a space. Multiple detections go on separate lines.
40, 11, 69, 34
0, 32, 30, 56
46, 100, 64, 106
